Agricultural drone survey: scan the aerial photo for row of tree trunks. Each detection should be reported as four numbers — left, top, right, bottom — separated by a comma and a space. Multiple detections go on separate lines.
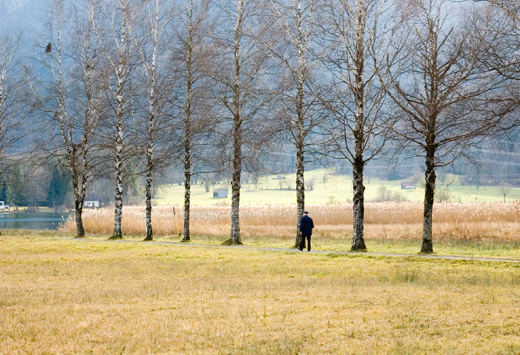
38, 0, 515, 253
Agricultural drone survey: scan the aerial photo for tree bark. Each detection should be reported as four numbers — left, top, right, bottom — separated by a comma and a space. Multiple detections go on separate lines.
182, 95, 191, 241
74, 199, 85, 238
112, 134, 124, 239
295, 133, 305, 248
111, 72, 124, 239
230, 114, 242, 245
182, 98, 191, 242
144, 154, 153, 240
111, 88, 124, 239
72, 172, 87, 237
421, 146, 436, 253
183, 153, 191, 241
182, 1, 193, 242
351, 157, 367, 251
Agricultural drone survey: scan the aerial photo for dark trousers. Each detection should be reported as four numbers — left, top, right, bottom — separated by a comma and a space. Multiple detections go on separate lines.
299, 234, 311, 251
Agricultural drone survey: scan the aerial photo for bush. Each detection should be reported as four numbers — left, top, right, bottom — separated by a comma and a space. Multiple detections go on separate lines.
372, 185, 407, 202
436, 187, 451, 202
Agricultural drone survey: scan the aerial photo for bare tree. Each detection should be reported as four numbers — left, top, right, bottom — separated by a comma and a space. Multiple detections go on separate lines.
498, 181, 512, 202
143, 0, 160, 241
0, 33, 25, 177
226, 0, 246, 245
381, 0, 509, 253
318, 0, 392, 251
132, 0, 179, 241
208, 0, 272, 245
180, 0, 196, 243
474, 0, 519, 26
170, 0, 213, 242
36, 0, 101, 237
93, 0, 141, 239
484, 1, 520, 81
475, 0, 520, 128
267, 0, 324, 248
136, 0, 162, 241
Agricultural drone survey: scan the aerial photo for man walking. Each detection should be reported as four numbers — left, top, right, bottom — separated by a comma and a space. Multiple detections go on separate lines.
298, 211, 314, 251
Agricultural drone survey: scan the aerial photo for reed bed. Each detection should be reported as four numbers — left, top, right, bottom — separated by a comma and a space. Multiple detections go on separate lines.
61, 202, 520, 242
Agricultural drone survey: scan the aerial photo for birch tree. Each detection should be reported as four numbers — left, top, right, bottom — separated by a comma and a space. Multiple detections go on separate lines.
38, 0, 101, 237
318, 0, 391, 251
170, 0, 213, 242
267, 0, 324, 248
0, 33, 25, 179
133, 0, 176, 241
143, 0, 160, 241
137, 0, 161, 241
93, 0, 140, 239
209, 0, 271, 245
382, 0, 508, 253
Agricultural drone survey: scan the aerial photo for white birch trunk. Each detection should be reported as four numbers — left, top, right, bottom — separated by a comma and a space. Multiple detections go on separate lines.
294, 0, 306, 248
182, 0, 194, 242
422, 144, 436, 253
113, 112, 124, 239
229, 0, 244, 245
111, 1, 129, 239
144, 0, 159, 241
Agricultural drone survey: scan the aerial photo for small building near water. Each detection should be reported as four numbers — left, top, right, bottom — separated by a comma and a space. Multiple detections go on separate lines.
213, 188, 228, 199
0, 201, 9, 210
401, 182, 416, 190
85, 197, 100, 208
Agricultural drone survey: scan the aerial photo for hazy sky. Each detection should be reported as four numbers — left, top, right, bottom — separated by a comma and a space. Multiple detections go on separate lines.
0, 0, 43, 32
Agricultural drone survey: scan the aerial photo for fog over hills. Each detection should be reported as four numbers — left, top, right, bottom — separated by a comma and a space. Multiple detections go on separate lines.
0, 0, 29, 13
0, 0, 45, 52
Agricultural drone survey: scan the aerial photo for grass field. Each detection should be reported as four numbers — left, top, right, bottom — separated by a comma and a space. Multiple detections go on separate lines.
6, 170, 520, 353
154, 169, 520, 206
1, 236, 520, 354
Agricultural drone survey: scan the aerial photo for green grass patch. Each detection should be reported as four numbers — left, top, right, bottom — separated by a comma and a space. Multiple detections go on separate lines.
154, 168, 520, 205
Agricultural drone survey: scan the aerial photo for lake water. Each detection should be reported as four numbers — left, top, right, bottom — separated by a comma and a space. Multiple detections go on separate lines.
0, 211, 71, 230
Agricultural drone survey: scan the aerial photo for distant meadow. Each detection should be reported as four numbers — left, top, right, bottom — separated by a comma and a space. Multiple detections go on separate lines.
62, 170, 520, 244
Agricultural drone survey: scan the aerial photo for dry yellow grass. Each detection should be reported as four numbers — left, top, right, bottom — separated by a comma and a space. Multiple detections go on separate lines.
1, 237, 520, 354
61, 202, 520, 242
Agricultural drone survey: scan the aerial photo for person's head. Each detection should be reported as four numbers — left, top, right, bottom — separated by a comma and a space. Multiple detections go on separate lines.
304, 211, 309, 215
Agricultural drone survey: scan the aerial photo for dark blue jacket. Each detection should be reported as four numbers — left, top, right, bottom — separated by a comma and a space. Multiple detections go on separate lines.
299, 215, 314, 235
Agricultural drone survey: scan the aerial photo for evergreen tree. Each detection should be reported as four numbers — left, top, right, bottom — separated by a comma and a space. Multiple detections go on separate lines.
123, 163, 142, 205
47, 165, 72, 211
6, 165, 26, 210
